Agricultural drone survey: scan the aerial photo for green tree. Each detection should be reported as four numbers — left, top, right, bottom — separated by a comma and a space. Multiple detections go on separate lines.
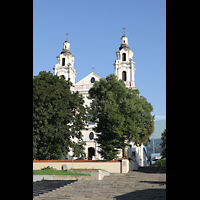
88, 74, 154, 160
122, 88, 154, 148
160, 129, 166, 158
33, 71, 88, 160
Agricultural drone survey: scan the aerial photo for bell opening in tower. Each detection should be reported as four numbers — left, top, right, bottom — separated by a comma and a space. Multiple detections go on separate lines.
122, 53, 126, 61
122, 71, 126, 81
62, 58, 65, 66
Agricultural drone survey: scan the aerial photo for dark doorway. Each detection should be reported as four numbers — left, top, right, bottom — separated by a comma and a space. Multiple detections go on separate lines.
88, 147, 95, 160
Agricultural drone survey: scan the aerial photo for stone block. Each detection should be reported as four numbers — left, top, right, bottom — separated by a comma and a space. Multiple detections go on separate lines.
61, 164, 67, 170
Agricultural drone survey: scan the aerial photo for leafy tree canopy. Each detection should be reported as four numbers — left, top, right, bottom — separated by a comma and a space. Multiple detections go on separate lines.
160, 129, 166, 158
88, 74, 154, 160
33, 71, 88, 160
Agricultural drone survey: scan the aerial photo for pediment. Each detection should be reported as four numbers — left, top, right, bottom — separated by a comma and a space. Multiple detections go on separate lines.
75, 72, 102, 86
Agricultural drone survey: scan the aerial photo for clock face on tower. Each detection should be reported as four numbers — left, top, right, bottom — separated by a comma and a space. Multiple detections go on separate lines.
91, 77, 95, 83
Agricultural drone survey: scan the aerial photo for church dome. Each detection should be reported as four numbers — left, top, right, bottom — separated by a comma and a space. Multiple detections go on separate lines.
119, 35, 130, 50
61, 40, 72, 55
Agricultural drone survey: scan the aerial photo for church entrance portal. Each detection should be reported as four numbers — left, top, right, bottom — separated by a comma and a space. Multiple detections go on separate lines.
88, 147, 95, 160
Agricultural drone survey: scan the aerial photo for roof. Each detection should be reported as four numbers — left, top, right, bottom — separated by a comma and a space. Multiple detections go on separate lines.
119, 44, 130, 50
121, 34, 127, 38
75, 72, 102, 86
61, 49, 72, 55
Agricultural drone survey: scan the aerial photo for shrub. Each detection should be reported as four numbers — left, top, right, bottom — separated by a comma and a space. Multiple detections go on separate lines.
153, 159, 166, 168
41, 166, 54, 170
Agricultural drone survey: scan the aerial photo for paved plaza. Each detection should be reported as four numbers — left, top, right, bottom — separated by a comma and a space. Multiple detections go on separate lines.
33, 171, 166, 200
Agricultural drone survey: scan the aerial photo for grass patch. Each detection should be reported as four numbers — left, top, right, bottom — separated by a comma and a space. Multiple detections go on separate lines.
70, 168, 107, 171
33, 169, 90, 176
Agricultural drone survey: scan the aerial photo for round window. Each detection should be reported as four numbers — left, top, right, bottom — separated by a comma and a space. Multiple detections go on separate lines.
91, 77, 95, 83
89, 132, 94, 140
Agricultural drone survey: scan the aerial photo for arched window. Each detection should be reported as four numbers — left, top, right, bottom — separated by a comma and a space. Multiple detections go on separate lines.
122, 53, 126, 61
62, 58, 65, 66
122, 71, 126, 81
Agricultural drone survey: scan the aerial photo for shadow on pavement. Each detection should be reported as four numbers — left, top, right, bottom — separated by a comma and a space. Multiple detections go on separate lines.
140, 180, 166, 185
33, 180, 77, 198
114, 188, 166, 200
138, 166, 166, 173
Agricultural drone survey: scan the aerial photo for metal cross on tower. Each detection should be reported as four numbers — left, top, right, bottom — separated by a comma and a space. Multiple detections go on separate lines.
66, 33, 69, 41
122, 26, 126, 35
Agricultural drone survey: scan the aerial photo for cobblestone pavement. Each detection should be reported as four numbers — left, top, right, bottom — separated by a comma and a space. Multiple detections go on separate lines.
33, 171, 166, 200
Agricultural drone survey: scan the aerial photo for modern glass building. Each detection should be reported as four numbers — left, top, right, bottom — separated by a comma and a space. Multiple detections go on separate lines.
146, 115, 166, 164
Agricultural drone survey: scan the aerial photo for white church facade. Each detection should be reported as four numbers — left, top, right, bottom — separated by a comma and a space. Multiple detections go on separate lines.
53, 33, 148, 168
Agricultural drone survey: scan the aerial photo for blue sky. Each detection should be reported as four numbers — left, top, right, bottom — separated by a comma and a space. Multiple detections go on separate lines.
33, 0, 166, 116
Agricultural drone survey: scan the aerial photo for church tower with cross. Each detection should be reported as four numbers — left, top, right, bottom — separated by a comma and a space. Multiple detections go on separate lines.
113, 28, 136, 89
54, 33, 76, 85
52, 31, 149, 167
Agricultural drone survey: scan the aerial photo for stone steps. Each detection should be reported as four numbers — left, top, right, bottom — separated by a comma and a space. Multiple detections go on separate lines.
33, 180, 76, 198
33, 171, 166, 199
138, 166, 166, 173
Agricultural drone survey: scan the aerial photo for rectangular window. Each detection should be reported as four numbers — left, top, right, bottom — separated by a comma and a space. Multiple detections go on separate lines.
122, 71, 127, 81
62, 58, 65, 66
122, 53, 126, 61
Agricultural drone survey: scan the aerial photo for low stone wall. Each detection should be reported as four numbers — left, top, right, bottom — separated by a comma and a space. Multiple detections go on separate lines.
98, 170, 110, 180
69, 169, 110, 180
33, 160, 122, 173
33, 157, 129, 174
33, 175, 92, 182
33, 175, 52, 182
33, 170, 110, 182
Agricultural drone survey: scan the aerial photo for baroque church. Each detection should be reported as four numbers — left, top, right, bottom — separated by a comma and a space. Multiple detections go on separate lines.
53, 32, 148, 168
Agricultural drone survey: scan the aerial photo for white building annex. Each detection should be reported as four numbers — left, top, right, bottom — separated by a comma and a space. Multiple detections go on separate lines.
54, 32, 148, 169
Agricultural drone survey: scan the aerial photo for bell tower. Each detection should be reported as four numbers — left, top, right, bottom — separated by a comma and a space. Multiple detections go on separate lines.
54, 33, 76, 85
113, 29, 136, 89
